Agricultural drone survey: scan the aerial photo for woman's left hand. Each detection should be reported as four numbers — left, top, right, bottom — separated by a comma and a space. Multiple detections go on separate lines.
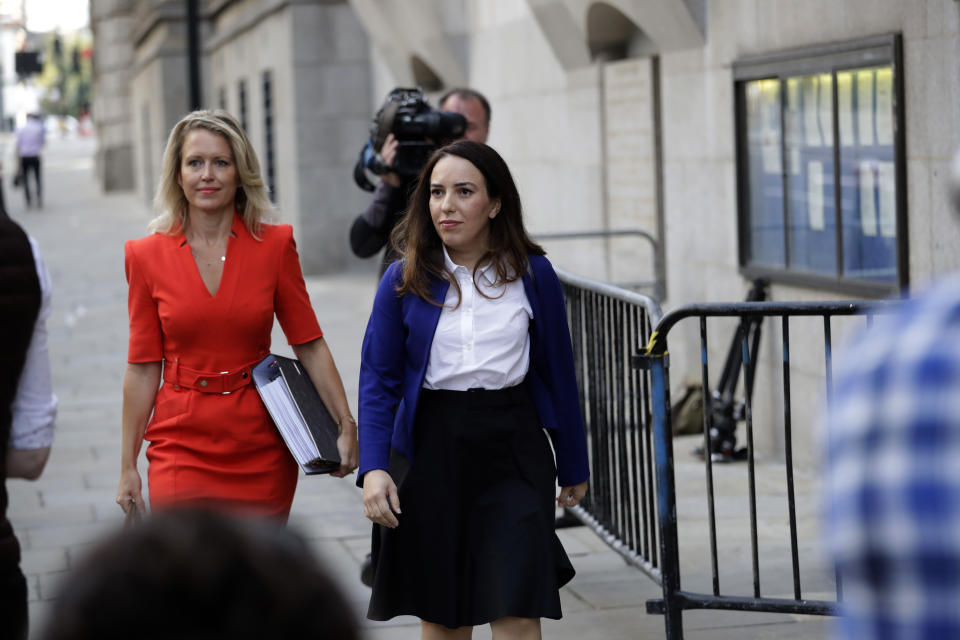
557, 481, 588, 508
290, 338, 358, 478
330, 428, 358, 478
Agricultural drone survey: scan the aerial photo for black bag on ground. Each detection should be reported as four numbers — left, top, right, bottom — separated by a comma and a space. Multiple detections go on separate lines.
671, 383, 704, 436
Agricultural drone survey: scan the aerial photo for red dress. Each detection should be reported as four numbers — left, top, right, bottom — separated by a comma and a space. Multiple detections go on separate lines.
125, 215, 323, 520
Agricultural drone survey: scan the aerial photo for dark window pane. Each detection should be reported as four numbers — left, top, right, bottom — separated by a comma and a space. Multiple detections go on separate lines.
744, 79, 785, 268
735, 36, 903, 292
837, 67, 897, 282
784, 73, 836, 276
263, 70, 276, 203
238, 79, 248, 132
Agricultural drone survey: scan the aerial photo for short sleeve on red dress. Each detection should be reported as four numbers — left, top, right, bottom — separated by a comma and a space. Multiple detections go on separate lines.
273, 226, 323, 346
125, 239, 163, 363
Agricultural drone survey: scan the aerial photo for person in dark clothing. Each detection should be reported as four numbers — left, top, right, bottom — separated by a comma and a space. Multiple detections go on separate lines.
0, 162, 8, 216
0, 211, 55, 640
358, 141, 588, 638
39, 509, 360, 640
349, 88, 491, 277
15, 113, 45, 209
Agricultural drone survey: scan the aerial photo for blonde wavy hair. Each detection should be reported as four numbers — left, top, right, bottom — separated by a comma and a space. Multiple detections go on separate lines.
148, 109, 274, 236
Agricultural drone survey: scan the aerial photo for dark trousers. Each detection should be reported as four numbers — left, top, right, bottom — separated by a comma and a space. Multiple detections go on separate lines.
19, 156, 41, 206
0, 566, 28, 640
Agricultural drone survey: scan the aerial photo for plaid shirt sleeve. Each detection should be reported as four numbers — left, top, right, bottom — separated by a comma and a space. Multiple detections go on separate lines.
824, 274, 960, 639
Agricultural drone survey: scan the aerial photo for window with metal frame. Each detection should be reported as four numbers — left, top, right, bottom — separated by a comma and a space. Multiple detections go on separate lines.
262, 70, 276, 204
734, 34, 906, 296
238, 79, 248, 132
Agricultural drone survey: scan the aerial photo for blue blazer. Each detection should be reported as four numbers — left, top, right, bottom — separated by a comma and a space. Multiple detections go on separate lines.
357, 254, 590, 488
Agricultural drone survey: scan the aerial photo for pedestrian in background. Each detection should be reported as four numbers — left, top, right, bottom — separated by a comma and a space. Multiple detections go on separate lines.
15, 113, 45, 209
116, 110, 357, 522
39, 509, 360, 640
359, 140, 589, 638
824, 148, 960, 639
1, 211, 57, 640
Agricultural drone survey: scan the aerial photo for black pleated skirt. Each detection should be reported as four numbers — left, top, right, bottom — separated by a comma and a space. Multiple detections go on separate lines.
367, 384, 575, 628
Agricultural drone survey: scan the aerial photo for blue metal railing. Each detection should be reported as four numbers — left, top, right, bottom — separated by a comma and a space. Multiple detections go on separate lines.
636, 300, 900, 639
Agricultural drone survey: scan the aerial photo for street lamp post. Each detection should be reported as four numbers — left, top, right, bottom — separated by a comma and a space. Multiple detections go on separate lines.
186, 0, 201, 110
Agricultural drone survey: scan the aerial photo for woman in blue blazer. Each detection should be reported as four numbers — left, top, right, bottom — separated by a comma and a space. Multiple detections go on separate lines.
359, 140, 589, 639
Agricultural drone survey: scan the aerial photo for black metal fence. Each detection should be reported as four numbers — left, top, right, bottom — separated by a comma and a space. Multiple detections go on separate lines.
635, 300, 899, 639
556, 266, 664, 581
538, 230, 664, 300
556, 265, 906, 637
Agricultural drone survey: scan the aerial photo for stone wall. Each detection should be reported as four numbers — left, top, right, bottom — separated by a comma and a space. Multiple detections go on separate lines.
206, 0, 371, 273
90, 0, 135, 191
129, 8, 192, 207
656, 0, 960, 463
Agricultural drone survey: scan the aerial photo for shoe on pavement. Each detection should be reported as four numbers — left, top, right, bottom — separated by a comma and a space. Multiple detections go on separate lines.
360, 552, 374, 587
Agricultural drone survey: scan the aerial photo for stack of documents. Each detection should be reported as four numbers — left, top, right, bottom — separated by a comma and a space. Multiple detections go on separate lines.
253, 354, 341, 475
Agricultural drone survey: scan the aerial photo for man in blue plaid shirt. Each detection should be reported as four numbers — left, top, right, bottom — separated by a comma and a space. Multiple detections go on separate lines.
824, 150, 960, 639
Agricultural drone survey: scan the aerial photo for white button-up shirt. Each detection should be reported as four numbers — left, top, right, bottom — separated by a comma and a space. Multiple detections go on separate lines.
423, 249, 533, 391
15, 117, 45, 158
10, 237, 57, 450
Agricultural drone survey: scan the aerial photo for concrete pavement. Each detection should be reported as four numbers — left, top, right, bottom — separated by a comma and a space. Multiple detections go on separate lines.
7, 135, 836, 639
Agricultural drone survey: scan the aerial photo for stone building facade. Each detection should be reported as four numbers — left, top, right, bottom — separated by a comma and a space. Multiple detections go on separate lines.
90, 0, 960, 462
90, 0, 372, 274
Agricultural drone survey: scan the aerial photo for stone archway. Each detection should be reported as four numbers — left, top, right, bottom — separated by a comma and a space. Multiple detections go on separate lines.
527, 0, 703, 299
528, 0, 703, 70
587, 2, 654, 60
347, 0, 465, 90
411, 55, 443, 92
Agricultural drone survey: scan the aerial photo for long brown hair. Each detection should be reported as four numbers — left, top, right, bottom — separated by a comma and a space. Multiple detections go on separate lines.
390, 141, 544, 304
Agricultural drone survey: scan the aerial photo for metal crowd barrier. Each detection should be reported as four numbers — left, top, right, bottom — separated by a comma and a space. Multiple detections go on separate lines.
538, 230, 664, 300
555, 266, 664, 582
635, 300, 899, 639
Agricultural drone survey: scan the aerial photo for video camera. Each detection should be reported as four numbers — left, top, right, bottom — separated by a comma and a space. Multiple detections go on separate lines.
353, 87, 466, 191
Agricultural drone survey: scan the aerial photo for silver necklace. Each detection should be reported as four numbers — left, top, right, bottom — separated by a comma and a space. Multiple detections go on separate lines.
192, 251, 225, 268
187, 228, 230, 268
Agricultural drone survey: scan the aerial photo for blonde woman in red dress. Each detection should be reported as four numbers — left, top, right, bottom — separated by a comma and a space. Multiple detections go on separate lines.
116, 110, 357, 520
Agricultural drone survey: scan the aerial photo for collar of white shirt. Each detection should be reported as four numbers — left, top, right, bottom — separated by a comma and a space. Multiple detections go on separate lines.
442, 246, 499, 287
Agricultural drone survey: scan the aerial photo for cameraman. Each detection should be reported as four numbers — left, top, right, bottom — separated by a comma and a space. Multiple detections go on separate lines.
349, 88, 491, 276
